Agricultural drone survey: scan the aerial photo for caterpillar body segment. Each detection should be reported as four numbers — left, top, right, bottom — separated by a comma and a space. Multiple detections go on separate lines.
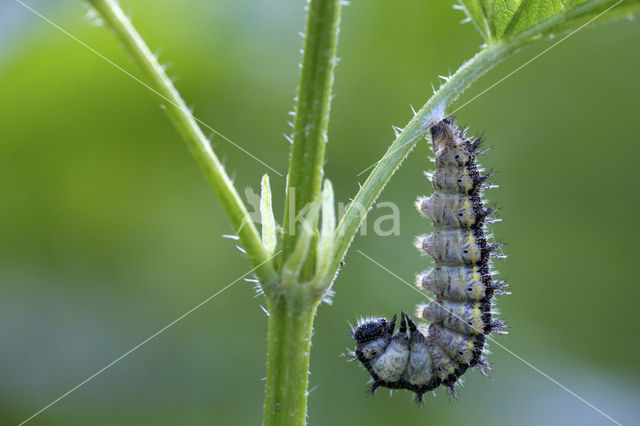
416, 230, 486, 265
417, 193, 484, 229
351, 117, 506, 401
420, 300, 485, 335
417, 265, 487, 301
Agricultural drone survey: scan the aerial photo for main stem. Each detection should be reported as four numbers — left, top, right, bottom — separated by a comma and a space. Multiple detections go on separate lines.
282, 0, 342, 270
264, 292, 319, 426
265, 1, 342, 420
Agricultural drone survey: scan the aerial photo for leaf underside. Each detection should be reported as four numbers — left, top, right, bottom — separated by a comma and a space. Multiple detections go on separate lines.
458, 0, 640, 42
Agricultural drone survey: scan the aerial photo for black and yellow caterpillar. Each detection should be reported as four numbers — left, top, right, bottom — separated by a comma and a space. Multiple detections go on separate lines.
351, 117, 507, 402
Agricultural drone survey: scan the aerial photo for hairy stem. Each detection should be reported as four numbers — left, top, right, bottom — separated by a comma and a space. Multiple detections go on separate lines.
264, 293, 319, 426
332, 42, 512, 272
87, 0, 277, 283
264, 1, 343, 422
330, 0, 640, 279
282, 0, 342, 273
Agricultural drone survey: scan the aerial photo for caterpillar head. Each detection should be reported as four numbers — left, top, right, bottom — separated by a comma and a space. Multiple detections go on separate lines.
352, 317, 389, 343
352, 315, 396, 362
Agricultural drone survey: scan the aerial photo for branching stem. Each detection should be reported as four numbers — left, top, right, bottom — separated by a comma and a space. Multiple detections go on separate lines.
330, 0, 640, 274
87, 0, 277, 284
331, 42, 512, 274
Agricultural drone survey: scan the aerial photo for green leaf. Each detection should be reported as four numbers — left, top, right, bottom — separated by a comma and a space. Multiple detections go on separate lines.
458, 0, 494, 39
260, 174, 278, 256
458, 0, 640, 42
312, 180, 336, 290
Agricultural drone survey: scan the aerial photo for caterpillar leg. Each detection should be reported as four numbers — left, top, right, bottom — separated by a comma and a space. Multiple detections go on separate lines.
368, 381, 381, 395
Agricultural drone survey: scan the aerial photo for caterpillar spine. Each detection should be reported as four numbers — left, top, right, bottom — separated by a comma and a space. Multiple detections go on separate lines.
351, 117, 507, 401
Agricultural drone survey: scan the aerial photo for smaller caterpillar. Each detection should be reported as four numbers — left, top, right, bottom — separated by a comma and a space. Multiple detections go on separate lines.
350, 117, 507, 401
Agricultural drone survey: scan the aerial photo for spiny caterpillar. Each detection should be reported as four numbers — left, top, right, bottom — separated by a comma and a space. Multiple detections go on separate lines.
351, 117, 507, 402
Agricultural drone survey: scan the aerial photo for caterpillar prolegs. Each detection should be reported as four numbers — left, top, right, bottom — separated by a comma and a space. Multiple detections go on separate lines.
351, 117, 507, 401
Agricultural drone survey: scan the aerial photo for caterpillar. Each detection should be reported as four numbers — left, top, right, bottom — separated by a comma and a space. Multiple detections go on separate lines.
350, 116, 507, 402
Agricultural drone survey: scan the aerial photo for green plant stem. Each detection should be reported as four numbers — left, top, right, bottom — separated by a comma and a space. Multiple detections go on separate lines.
331, 0, 640, 276
267, 1, 342, 418
87, 0, 277, 284
264, 292, 319, 426
282, 0, 342, 271
332, 42, 513, 273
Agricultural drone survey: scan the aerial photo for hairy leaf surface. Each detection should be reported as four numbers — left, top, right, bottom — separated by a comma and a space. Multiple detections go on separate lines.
458, 0, 640, 42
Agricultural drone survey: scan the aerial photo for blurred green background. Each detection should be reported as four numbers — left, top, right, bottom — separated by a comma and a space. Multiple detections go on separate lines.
2, 1, 639, 425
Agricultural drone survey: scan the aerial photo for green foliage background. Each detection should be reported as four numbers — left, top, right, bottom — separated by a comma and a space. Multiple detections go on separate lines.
1, 1, 639, 424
